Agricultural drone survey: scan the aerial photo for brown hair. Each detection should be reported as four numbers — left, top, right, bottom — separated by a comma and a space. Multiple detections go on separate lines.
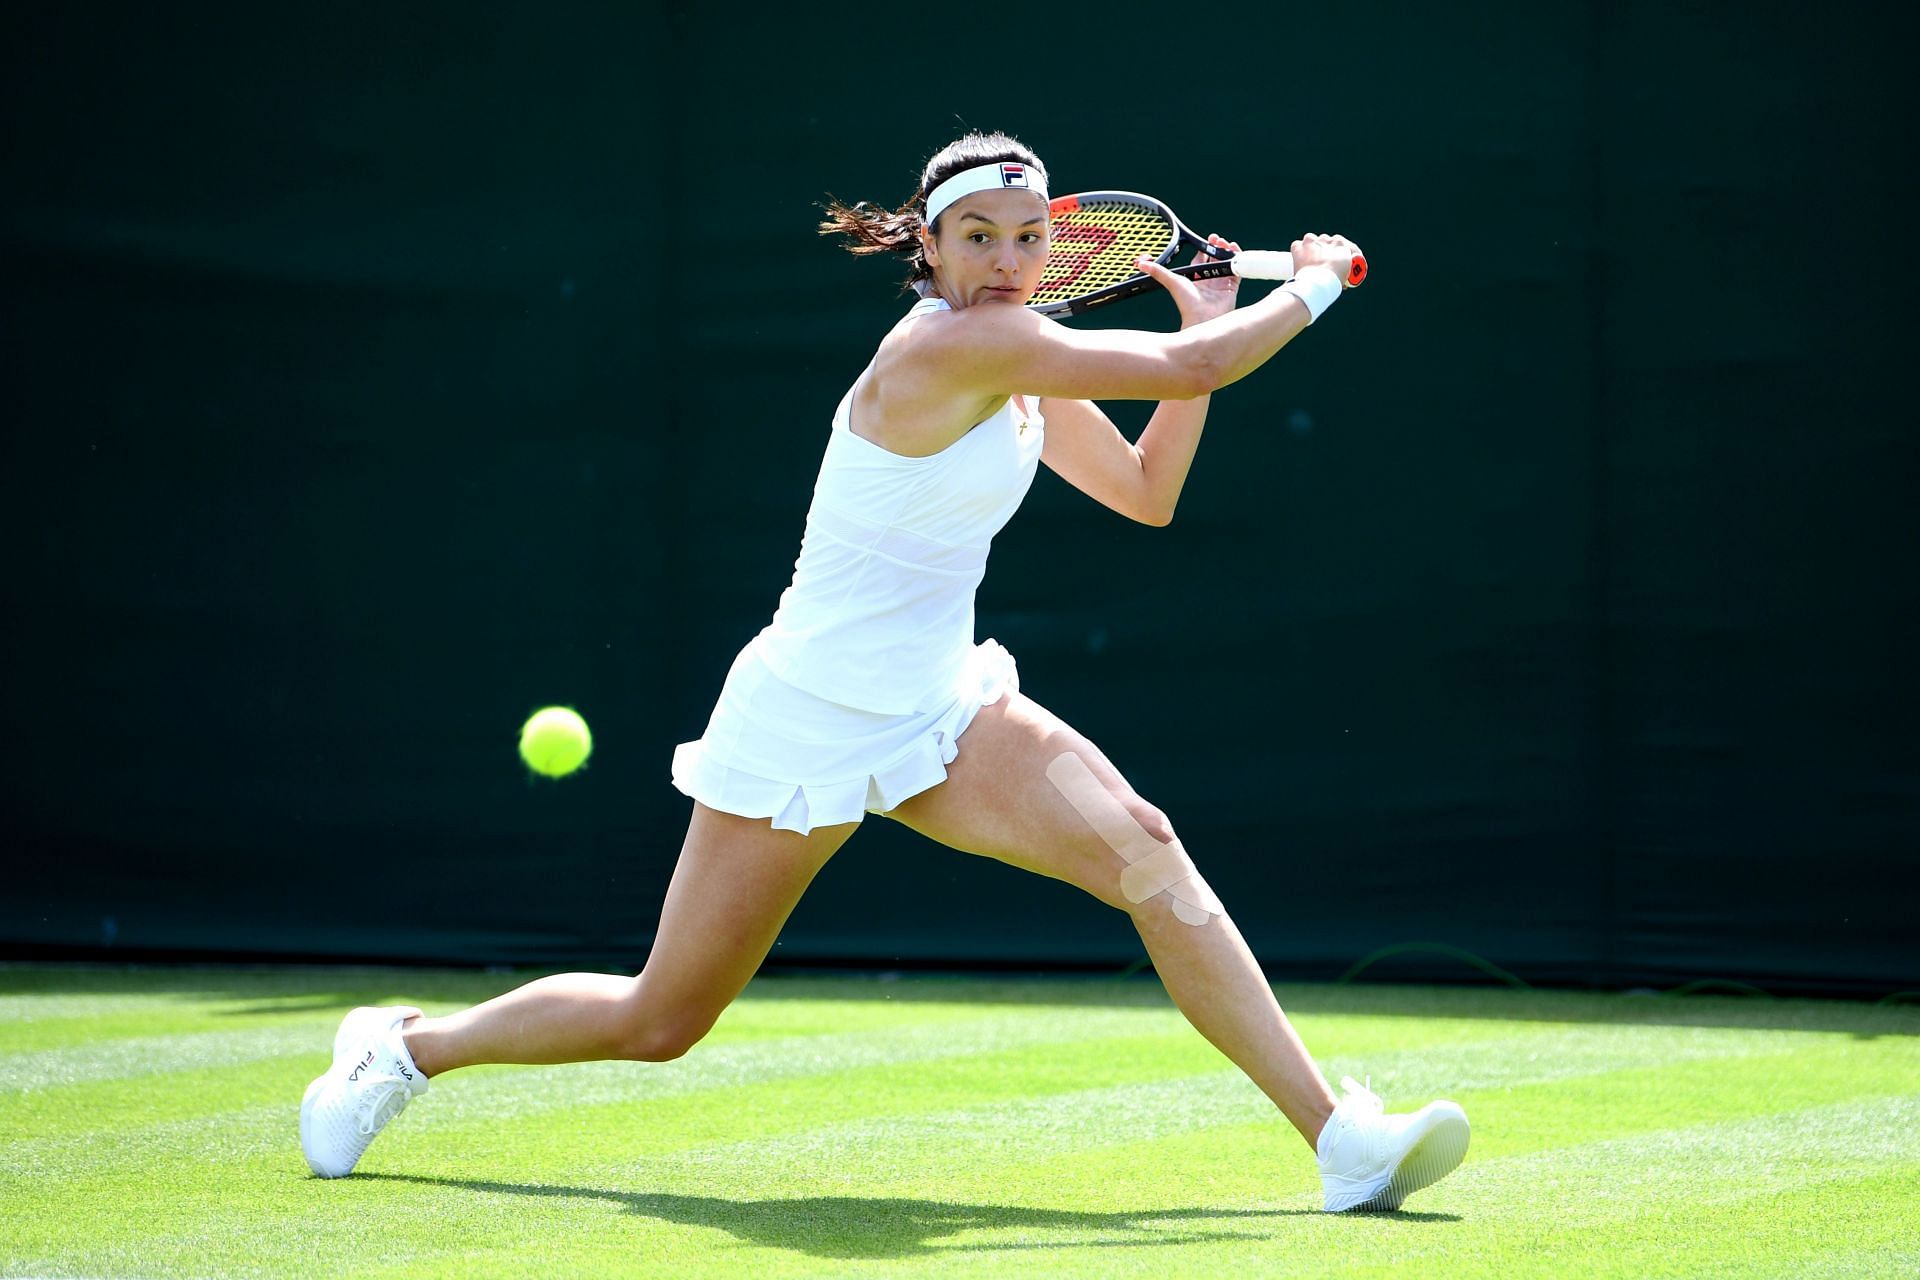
819, 131, 1050, 294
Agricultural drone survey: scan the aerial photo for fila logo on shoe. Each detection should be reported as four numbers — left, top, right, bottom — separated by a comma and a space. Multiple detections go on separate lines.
345, 1047, 414, 1083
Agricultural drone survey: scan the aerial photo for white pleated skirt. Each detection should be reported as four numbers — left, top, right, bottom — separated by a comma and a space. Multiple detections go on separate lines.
670, 636, 1020, 835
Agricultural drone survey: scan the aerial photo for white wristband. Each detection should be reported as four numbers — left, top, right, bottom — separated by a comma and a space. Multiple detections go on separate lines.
1277, 265, 1343, 323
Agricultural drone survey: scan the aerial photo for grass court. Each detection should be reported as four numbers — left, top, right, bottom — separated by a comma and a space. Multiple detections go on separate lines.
4, 965, 1917, 1278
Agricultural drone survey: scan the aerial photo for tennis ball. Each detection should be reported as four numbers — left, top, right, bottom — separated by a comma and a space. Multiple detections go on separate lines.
519, 706, 592, 778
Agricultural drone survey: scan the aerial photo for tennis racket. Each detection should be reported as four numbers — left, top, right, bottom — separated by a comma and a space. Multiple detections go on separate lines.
1028, 190, 1367, 318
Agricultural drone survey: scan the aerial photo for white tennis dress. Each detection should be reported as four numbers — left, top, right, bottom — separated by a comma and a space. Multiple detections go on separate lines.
671, 297, 1046, 833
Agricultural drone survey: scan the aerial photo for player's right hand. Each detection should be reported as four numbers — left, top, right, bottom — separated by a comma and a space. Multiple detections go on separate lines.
1292, 233, 1362, 284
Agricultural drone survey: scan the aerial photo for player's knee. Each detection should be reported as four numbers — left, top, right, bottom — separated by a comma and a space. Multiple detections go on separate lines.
616, 1016, 712, 1063
610, 991, 718, 1063
1097, 806, 1224, 929
1044, 750, 1219, 925
1081, 794, 1178, 911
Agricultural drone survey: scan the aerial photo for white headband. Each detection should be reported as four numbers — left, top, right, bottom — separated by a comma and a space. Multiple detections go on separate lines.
923, 161, 1049, 225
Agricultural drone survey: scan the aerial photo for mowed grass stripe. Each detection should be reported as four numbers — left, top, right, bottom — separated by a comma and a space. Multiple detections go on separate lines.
0, 971, 1176, 1040
1278, 984, 1920, 1038
15, 1096, 1915, 1280
8, 966, 1918, 1039
0, 1023, 357, 1091
1444, 1093, 1920, 1217
0, 1006, 1190, 1144
0, 990, 1026, 1072
0, 1029, 1231, 1193
0, 992, 1477, 1090
10, 969, 1905, 1078
3, 984, 1846, 1129
1323, 1138, 1920, 1280
0, 1016, 1230, 1178
1123, 1166, 1920, 1280
393, 1031, 1226, 1167
1464, 1040, 1920, 1157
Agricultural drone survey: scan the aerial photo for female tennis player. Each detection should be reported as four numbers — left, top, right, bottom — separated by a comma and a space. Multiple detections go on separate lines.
301, 131, 1470, 1212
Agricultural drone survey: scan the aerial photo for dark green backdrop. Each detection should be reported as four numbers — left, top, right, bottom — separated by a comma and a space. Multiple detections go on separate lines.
4, 4, 1914, 992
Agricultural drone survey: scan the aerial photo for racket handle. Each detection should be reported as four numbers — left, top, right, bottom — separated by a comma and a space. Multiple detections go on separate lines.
1230, 249, 1368, 288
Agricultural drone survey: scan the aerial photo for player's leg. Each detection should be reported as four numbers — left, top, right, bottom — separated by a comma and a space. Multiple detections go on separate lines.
880, 690, 1340, 1147
882, 689, 1471, 1212
405, 802, 860, 1073
301, 802, 858, 1176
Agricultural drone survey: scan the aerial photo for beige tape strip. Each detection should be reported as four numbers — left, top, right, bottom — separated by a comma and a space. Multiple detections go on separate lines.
1119, 843, 1192, 901
1045, 751, 1223, 926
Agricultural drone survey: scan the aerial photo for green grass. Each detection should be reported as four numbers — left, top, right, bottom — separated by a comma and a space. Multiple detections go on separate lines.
4, 966, 1917, 1278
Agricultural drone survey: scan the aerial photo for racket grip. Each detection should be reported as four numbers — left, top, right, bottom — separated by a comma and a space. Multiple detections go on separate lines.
1227, 250, 1294, 281
1230, 249, 1367, 288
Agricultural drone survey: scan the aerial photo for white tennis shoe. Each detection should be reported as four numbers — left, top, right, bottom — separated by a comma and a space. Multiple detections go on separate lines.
1316, 1075, 1470, 1212
300, 1005, 427, 1178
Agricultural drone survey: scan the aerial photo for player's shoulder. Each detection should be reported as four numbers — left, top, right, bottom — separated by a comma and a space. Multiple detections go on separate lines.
901, 300, 1046, 359
874, 301, 1052, 394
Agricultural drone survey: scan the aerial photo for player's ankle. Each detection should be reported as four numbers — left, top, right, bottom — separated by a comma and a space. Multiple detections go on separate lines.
397, 1021, 438, 1078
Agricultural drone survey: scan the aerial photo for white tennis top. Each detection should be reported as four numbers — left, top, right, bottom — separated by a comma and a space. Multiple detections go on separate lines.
751, 297, 1046, 715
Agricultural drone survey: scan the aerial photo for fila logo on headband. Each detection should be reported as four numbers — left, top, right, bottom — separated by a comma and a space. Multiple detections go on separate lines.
925, 161, 1049, 224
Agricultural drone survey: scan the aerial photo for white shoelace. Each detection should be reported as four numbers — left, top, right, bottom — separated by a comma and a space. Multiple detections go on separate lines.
353, 1073, 412, 1136
1340, 1075, 1384, 1115
1333, 1075, 1391, 1172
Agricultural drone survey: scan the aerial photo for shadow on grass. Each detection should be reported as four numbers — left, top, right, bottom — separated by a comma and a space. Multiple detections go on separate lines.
3, 963, 1914, 1039
357, 1174, 1456, 1258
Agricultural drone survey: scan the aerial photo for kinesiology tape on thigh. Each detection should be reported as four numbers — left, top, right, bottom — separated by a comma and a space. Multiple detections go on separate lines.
1044, 751, 1223, 926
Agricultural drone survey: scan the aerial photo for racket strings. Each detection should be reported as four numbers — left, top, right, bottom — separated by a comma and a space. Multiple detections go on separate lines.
1033, 204, 1175, 304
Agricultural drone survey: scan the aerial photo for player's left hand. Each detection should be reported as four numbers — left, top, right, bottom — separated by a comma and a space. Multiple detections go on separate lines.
1134, 233, 1242, 329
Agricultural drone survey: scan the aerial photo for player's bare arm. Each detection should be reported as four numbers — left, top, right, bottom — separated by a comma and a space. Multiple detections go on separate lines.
1039, 233, 1260, 526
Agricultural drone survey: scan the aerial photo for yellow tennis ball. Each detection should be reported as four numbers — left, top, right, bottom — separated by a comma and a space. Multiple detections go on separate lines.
519, 706, 592, 778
